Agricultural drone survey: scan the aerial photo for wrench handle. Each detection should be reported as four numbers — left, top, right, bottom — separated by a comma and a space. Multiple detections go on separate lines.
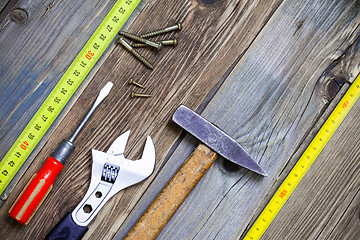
45, 213, 88, 240
124, 143, 218, 240
8, 157, 63, 225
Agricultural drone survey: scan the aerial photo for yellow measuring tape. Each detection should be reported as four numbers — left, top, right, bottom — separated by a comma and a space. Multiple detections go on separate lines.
0, 0, 140, 196
244, 74, 360, 240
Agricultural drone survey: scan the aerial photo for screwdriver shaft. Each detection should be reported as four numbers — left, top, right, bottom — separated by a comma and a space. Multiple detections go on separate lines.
9, 82, 113, 225
68, 104, 96, 143
69, 82, 113, 143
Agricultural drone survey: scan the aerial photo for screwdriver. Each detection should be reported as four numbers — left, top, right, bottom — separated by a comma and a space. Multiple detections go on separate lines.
8, 82, 113, 225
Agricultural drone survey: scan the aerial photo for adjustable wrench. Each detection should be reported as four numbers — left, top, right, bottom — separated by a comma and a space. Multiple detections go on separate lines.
45, 130, 156, 240
9, 82, 114, 225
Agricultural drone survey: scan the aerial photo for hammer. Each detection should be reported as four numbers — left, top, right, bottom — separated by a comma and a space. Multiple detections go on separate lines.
124, 105, 267, 239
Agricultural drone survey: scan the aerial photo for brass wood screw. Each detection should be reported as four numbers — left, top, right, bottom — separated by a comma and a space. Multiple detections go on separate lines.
131, 92, 152, 98
132, 38, 178, 48
119, 31, 163, 51
128, 79, 145, 88
117, 37, 154, 70
161, 38, 178, 46
140, 22, 182, 38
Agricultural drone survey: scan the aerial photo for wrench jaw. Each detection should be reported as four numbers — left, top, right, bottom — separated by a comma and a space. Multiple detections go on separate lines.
106, 130, 130, 156
127, 136, 156, 181
71, 134, 156, 227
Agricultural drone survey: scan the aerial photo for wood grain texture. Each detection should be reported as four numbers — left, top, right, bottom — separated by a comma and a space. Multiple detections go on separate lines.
0, 0, 282, 239
0, 0, 142, 202
116, 0, 360, 239
260, 82, 360, 239
0, 0, 360, 240
245, 29, 360, 240
124, 144, 217, 240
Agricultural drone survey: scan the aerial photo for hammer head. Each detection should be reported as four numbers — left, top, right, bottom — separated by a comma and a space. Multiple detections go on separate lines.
172, 105, 267, 176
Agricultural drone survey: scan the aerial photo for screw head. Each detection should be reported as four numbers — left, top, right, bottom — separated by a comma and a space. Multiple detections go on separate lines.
173, 37, 178, 46
10, 9, 28, 23
177, 22, 182, 31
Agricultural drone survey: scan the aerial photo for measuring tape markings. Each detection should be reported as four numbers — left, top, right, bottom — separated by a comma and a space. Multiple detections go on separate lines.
0, 0, 141, 196
244, 74, 360, 239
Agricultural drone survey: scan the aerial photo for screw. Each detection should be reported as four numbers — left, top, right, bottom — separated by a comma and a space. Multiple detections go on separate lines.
128, 79, 145, 89
131, 92, 152, 98
119, 31, 163, 51
132, 38, 178, 48
140, 22, 182, 38
10, 9, 28, 23
117, 37, 154, 70
161, 38, 178, 46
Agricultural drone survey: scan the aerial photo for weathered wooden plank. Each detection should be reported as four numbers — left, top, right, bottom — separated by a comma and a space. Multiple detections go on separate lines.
0, 0, 283, 239
0, 0, 142, 203
0, 2, 8, 13
116, 0, 360, 239
1, 0, 359, 240
0, 0, 13, 14
261, 81, 360, 239
245, 33, 360, 240
322, 190, 360, 240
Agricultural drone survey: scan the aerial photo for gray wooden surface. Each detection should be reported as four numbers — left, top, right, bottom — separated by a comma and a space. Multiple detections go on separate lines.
261, 85, 360, 239
0, 0, 143, 203
117, 0, 360, 239
0, 0, 359, 239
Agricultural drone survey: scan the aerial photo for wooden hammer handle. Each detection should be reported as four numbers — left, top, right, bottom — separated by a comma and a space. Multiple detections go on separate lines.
124, 143, 218, 240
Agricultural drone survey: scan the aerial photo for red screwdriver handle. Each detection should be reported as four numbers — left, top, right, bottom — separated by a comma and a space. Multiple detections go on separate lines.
8, 157, 63, 225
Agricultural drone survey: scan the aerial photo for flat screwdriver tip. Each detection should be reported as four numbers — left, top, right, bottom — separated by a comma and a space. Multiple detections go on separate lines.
94, 82, 113, 106
101, 81, 113, 97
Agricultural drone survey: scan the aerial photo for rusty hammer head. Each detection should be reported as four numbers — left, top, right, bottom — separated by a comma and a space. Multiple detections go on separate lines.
172, 105, 267, 176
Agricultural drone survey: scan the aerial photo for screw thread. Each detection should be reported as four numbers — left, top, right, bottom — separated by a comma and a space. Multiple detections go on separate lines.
140, 29, 167, 39
131, 92, 152, 98
140, 22, 182, 38
119, 31, 162, 50
132, 43, 148, 48
117, 37, 154, 70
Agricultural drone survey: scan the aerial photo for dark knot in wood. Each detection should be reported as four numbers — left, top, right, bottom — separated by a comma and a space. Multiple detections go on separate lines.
323, 77, 346, 100
200, 0, 219, 5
